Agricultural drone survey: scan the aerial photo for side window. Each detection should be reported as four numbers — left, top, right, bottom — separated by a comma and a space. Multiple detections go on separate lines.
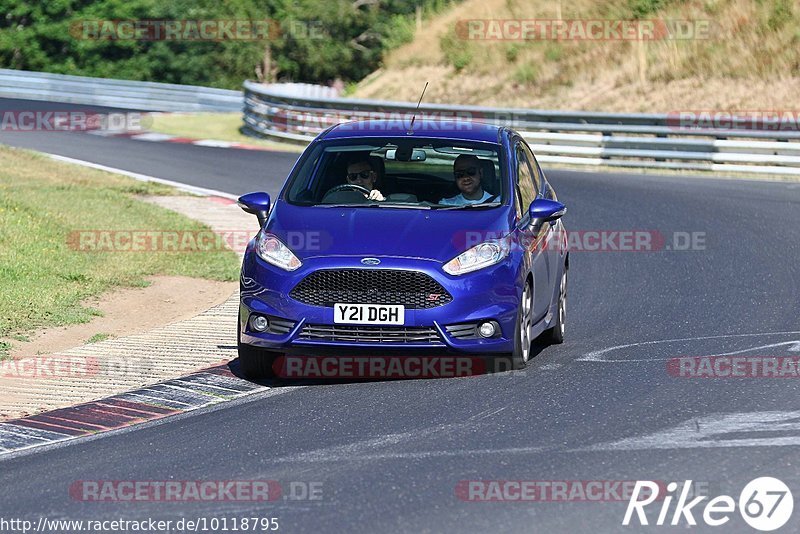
531, 157, 556, 200
516, 144, 537, 211
520, 142, 542, 197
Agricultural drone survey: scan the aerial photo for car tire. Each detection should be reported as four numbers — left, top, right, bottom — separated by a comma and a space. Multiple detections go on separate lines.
237, 330, 278, 379
509, 279, 534, 370
543, 268, 567, 345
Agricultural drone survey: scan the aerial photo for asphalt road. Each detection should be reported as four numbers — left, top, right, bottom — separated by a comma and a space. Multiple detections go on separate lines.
1, 97, 800, 533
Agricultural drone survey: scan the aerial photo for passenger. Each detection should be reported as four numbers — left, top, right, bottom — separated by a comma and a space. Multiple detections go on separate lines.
439, 154, 493, 205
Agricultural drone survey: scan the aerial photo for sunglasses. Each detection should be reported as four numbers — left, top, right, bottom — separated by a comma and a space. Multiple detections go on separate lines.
347, 170, 374, 181
454, 167, 479, 179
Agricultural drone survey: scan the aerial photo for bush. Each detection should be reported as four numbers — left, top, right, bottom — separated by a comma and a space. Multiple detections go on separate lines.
505, 44, 520, 62
513, 63, 538, 84
440, 28, 472, 71
0, 0, 459, 88
544, 44, 563, 62
768, 0, 793, 30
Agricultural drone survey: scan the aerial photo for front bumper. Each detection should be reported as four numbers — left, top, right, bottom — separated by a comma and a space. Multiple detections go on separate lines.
239, 249, 521, 354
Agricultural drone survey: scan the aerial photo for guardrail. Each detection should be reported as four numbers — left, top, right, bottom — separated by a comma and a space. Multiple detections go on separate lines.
243, 80, 800, 176
0, 69, 242, 112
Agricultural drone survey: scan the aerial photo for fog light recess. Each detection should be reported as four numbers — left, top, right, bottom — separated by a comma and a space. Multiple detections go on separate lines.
252, 315, 269, 332
478, 321, 498, 338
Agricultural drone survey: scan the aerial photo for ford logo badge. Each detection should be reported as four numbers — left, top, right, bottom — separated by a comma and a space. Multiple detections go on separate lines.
361, 257, 381, 265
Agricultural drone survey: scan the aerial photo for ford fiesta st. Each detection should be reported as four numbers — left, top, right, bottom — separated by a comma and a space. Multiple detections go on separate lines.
236, 120, 568, 378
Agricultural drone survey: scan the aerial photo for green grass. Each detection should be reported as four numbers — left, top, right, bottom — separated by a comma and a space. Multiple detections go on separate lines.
513, 64, 538, 85
439, 28, 473, 71
87, 333, 112, 343
0, 147, 240, 345
149, 112, 303, 153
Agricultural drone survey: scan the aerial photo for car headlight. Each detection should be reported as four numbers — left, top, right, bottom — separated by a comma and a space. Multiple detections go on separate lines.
443, 239, 509, 275
256, 232, 301, 271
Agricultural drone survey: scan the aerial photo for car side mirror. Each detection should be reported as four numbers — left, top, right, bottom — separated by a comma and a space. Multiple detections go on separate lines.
238, 192, 271, 227
528, 198, 566, 222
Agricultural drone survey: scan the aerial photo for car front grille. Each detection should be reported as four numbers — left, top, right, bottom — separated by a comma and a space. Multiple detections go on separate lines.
298, 324, 443, 344
289, 269, 452, 309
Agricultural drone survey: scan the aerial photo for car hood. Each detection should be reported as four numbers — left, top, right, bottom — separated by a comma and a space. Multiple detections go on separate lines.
265, 201, 512, 263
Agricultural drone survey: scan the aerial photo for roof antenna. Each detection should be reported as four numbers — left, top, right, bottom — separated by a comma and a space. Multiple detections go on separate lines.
408, 81, 429, 135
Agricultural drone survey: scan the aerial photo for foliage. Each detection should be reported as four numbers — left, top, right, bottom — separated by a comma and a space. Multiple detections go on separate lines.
0, 0, 454, 88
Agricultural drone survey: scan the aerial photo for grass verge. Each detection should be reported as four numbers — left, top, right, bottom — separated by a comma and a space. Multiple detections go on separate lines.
0, 147, 240, 356
148, 112, 303, 153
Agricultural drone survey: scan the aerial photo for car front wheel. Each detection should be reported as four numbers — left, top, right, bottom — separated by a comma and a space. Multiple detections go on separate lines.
509, 280, 534, 370
543, 268, 567, 345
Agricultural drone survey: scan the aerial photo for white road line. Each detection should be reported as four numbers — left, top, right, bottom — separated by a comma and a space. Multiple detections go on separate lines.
578, 331, 800, 362
538, 363, 564, 371
46, 153, 238, 200
581, 410, 800, 451
129, 132, 177, 142
713, 340, 800, 357
273, 446, 550, 462
192, 139, 234, 148
0, 424, 57, 442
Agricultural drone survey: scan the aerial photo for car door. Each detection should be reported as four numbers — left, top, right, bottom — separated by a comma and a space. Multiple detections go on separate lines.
513, 139, 550, 322
522, 142, 562, 295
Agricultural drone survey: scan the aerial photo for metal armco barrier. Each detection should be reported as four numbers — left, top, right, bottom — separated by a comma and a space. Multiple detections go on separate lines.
0, 69, 242, 112
243, 80, 800, 176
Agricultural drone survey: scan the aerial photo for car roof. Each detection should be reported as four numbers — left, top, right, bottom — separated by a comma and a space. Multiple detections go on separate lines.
320, 120, 503, 144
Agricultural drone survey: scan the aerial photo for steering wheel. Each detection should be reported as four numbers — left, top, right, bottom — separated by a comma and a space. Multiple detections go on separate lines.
325, 183, 372, 197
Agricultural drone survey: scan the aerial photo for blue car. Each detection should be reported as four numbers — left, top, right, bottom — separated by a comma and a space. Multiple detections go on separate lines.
236, 120, 568, 378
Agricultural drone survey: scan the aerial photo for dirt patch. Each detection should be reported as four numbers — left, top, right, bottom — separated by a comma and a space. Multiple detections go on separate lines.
6, 276, 236, 359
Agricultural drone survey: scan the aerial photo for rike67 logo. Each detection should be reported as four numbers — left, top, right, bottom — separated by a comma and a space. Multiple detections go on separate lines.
623, 477, 793, 531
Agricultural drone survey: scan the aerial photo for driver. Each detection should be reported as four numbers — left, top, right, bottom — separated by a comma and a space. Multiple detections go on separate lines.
439, 154, 493, 206
344, 158, 385, 201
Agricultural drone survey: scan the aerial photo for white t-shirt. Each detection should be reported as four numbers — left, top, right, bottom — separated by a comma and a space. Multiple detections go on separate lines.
439, 190, 493, 206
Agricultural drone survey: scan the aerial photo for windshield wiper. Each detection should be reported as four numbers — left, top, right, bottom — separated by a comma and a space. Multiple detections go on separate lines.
431, 202, 501, 210
371, 203, 432, 209
315, 202, 432, 209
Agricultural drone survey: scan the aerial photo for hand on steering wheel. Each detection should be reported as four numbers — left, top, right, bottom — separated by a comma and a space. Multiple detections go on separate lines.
326, 183, 372, 196
325, 183, 384, 201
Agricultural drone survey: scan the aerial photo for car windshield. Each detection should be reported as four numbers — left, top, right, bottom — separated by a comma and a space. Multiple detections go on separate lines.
284, 138, 505, 209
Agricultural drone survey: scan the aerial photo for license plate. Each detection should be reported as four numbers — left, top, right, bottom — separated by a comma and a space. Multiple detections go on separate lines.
334, 303, 405, 325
